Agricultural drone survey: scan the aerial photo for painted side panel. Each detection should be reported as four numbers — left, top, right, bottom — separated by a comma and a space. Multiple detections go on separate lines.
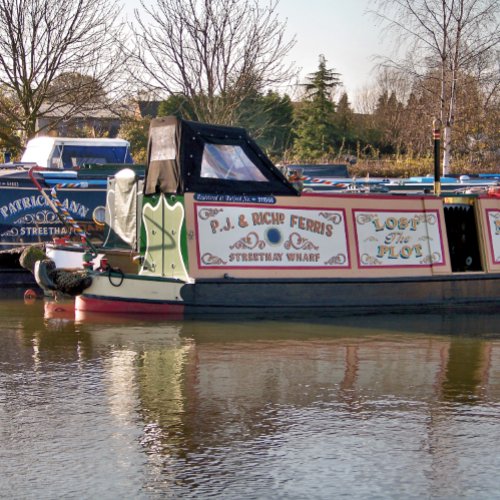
140, 195, 163, 275
194, 204, 350, 269
140, 195, 189, 280
0, 184, 104, 249
353, 209, 446, 268
478, 197, 500, 272
184, 193, 452, 279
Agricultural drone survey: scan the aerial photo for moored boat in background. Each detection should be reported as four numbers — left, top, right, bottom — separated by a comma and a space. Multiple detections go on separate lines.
286, 163, 500, 195
0, 136, 144, 287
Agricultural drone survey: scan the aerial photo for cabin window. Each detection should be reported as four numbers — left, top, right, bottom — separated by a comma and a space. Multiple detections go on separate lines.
201, 143, 269, 182
150, 124, 176, 161
50, 145, 133, 169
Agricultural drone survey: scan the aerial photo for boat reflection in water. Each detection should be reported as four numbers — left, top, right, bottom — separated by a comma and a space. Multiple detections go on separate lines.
4, 299, 500, 497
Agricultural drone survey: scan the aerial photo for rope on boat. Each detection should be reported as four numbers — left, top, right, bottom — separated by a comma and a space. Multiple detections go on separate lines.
49, 187, 87, 240
28, 166, 64, 220
49, 185, 99, 258
34, 258, 93, 296
50, 182, 90, 189
302, 176, 348, 187
28, 166, 98, 258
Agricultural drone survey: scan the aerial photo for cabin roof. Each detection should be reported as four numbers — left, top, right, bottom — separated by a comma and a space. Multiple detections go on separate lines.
144, 116, 298, 196
21, 136, 131, 168
24, 137, 130, 148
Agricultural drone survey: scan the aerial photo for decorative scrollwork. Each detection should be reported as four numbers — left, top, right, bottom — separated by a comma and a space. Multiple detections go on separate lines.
356, 213, 376, 225
415, 213, 437, 225
198, 208, 224, 220
419, 252, 442, 264
319, 212, 342, 224
361, 253, 382, 266
229, 231, 266, 250
324, 254, 347, 266
284, 232, 319, 250
1, 227, 19, 237
200, 253, 227, 266
14, 210, 59, 225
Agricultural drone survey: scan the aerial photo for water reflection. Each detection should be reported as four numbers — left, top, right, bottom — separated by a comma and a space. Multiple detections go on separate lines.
2, 298, 500, 497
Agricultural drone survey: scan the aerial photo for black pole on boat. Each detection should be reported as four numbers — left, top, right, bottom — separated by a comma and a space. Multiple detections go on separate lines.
433, 119, 441, 196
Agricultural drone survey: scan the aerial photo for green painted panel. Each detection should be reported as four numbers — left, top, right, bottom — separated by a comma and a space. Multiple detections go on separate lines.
140, 194, 189, 280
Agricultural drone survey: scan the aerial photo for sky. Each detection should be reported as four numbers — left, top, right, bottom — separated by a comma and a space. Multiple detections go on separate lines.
272, 0, 389, 99
123, 0, 390, 107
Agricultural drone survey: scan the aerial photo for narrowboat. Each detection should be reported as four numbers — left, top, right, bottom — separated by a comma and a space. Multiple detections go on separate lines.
0, 136, 142, 286
35, 117, 500, 317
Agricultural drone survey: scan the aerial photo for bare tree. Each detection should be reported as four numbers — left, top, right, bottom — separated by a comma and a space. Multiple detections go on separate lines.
372, 0, 500, 174
355, 85, 380, 115
374, 67, 413, 104
0, 0, 127, 144
130, 0, 296, 125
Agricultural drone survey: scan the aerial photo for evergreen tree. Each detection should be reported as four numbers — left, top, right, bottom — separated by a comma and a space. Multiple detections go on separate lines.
293, 55, 341, 161
303, 55, 342, 103
401, 91, 428, 157
334, 92, 355, 151
156, 90, 294, 162
260, 92, 295, 161
237, 90, 295, 161
157, 94, 195, 120
373, 90, 404, 154
119, 117, 151, 164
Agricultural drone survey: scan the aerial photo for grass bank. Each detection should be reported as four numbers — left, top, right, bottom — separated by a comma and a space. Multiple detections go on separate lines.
348, 158, 500, 178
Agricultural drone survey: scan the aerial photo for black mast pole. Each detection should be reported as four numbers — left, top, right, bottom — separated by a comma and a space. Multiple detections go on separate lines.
433, 119, 441, 196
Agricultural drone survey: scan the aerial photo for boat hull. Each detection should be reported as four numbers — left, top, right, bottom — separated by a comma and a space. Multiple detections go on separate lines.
0, 250, 39, 288
76, 271, 500, 318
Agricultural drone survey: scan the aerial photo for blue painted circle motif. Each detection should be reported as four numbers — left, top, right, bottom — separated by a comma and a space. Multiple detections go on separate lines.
265, 227, 282, 245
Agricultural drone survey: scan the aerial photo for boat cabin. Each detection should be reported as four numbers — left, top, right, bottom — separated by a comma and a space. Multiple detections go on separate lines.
118, 117, 500, 282
21, 136, 133, 169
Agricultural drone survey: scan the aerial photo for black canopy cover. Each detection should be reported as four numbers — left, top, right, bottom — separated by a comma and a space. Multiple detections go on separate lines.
144, 116, 297, 196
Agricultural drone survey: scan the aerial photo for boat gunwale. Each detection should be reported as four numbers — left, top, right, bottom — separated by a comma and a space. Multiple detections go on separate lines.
98, 269, 500, 285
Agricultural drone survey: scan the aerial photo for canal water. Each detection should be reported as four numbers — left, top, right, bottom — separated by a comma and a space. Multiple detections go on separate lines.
1, 297, 500, 499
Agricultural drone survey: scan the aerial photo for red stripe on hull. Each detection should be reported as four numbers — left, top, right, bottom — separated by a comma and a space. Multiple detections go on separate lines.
75, 295, 185, 318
